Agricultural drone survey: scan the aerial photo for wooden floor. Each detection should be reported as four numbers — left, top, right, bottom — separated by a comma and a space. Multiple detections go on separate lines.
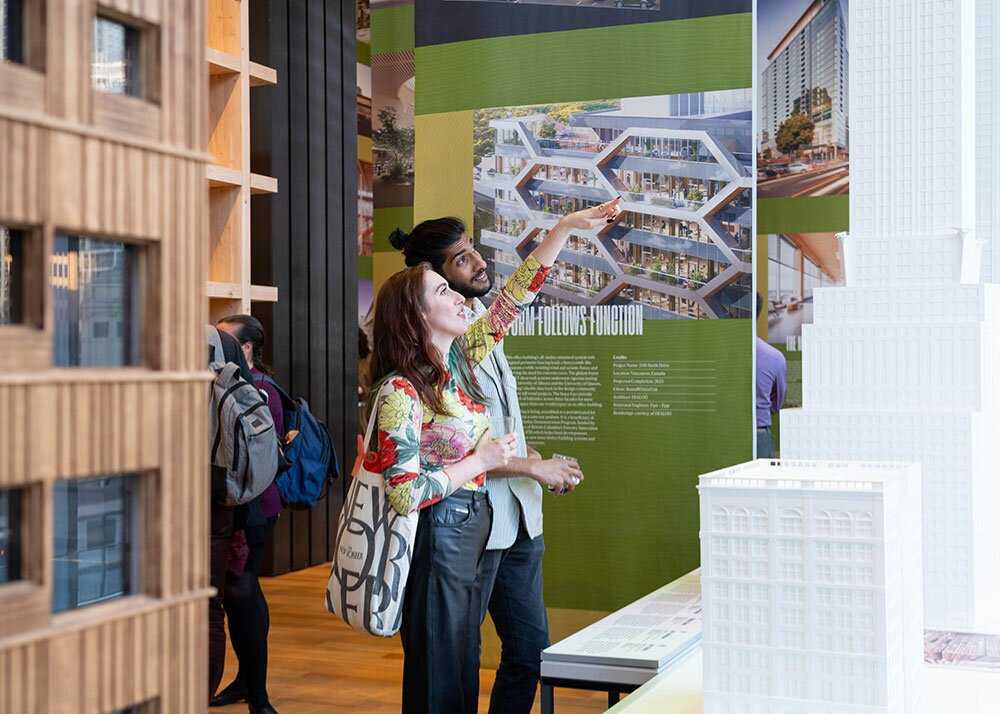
216, 564, 609, 713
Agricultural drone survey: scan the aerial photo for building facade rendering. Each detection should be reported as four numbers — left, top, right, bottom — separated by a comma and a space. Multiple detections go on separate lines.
475, 97, 753, 320
0, 1, 209, 712
760, 0, 848, 159
700, 460, 924, 714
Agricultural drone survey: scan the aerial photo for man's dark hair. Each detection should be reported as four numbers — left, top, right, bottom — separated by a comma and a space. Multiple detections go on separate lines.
756, 292, 763, 319
387, 217, 465, 273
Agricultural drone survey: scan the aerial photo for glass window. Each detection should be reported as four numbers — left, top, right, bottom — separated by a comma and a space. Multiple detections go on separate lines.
1, 0, 23, 63
779, 263, 799, 301
93, 15, 142, 97
0, 488, 21, 583
0, 225, 24, 324
52, 474, 137, 613
51, 234, 141, 368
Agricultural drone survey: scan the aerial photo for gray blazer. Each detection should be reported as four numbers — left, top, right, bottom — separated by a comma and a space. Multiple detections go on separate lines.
470, 299, 543, 550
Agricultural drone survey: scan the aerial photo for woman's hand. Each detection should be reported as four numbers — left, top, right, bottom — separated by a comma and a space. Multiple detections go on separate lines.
556, 197, 622, 231
473, 428, 517, 472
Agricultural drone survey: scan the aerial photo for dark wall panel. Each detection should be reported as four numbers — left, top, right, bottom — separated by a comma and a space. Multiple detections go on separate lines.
251, 0, 358, 576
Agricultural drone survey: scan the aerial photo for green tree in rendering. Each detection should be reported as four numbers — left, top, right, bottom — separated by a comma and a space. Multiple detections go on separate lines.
374, 107, 415, 181
539, 122, 557, 139
667, 254, 678, 277
776, 113, 814, 156
473, 119, 496, 168
547, 100, 617, 125
688, 267, 707, 285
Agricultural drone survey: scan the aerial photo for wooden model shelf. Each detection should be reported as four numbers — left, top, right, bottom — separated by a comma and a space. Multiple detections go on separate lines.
207, 48, 240, 76
250, 173, 278, 194
207, 164, 242, 188
249, 62, 278, 87
207, 0, 279, 322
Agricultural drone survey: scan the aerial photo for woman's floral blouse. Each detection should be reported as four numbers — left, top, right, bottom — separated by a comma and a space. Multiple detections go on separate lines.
364, 256, 551, 515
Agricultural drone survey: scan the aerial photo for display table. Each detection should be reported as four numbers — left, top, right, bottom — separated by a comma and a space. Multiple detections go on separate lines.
540, 571, 701, 713
607, 650, 1000, 713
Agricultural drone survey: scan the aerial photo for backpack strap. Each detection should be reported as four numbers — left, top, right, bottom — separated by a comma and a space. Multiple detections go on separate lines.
259, 374, 296, 411
210, 362, 253, 465
217, 362, 243, 386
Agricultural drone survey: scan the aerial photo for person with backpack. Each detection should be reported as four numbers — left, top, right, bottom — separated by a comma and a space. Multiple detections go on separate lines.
207, 325, 261, 706
211, 315, 284, 714
362, 198, 620, 714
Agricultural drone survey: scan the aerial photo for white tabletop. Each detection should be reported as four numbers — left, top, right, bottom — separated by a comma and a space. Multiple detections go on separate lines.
608, 649, 1000, 713
542, 570, 701, 673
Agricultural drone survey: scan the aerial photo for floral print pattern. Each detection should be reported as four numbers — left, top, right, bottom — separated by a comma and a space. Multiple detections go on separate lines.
367, 257, 551, 514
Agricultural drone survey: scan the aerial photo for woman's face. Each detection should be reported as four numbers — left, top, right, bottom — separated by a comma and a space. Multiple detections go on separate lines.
421, 269, 468, 339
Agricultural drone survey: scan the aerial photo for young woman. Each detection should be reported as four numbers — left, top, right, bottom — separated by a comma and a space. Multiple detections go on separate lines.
366, 197, 620, 714
212, 315, 284, 714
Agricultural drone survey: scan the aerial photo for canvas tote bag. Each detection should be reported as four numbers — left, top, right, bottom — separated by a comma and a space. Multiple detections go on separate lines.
325, 395, 419, 637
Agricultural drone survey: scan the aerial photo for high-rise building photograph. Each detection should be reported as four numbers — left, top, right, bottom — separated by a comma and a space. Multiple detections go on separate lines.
758, 0, 849, 199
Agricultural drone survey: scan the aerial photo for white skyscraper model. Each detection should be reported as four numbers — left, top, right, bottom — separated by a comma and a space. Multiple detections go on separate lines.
780, 0, 1000, 630
977, 0, 1000, 282
700, 460, 924, 714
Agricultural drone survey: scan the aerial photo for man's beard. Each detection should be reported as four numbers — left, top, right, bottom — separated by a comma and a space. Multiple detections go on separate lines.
454, 270, 493, 299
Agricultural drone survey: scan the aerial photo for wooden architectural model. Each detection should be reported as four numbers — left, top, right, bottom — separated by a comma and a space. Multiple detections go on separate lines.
0, 1, 210, 711
206, 0, 278, 321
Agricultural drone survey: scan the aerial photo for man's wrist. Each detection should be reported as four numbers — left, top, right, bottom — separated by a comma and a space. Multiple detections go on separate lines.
500, 456, 538, 480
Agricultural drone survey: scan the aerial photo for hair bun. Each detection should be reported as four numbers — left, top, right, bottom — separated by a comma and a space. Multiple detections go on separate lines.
388, 227, 410, 251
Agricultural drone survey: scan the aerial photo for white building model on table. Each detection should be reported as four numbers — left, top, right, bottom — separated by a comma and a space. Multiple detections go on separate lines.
779, 0, 1000, 631
699, 460, 924, 714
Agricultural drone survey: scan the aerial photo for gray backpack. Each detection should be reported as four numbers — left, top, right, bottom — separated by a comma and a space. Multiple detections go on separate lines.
207, 327, 280, 505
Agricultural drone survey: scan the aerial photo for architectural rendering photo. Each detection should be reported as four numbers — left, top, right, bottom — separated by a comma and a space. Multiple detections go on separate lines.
758, 0, 849, 199
766, 232, 845, 347
473, 91, 754, 319
373, 53, 414, 208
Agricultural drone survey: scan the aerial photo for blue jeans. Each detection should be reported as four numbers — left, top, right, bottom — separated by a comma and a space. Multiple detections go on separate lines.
478, 520, 550, 714
757, 426, 775, 459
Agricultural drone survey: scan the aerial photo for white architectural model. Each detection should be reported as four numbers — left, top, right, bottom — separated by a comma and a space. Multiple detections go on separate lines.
779, 0, 1000, 630
699, 460, 924, 714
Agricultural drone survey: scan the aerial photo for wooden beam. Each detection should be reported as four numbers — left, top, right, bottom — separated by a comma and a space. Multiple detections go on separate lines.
206, 164, 242, 188
206, 281, 242, 299
248, 61, 278, 87
250, 173, 278, 194
206, 47, 241, 76
249, 284, 279, 302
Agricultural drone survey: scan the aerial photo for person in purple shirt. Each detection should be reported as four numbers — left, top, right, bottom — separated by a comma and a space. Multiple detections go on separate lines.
756, 294, 787, 459
212, 315, 284, 714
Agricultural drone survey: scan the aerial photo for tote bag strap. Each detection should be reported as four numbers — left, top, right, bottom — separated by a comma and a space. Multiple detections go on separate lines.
353, 374, 397, 478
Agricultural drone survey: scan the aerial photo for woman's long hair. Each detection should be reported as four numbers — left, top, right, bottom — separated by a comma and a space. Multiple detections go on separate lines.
368, 263, 485, 418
